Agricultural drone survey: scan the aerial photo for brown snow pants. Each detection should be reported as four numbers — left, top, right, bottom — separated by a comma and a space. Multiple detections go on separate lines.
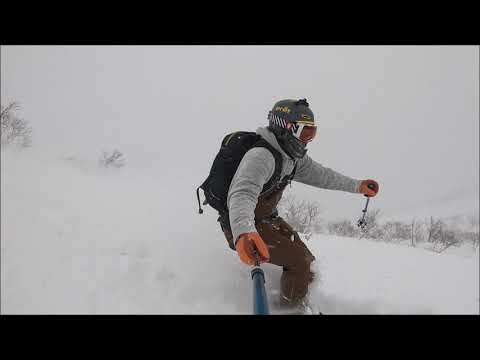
220, 187, 315, 306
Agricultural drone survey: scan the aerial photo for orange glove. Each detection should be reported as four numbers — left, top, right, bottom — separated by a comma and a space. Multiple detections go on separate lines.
235, 232, 270, 266
359, 179, 379, 197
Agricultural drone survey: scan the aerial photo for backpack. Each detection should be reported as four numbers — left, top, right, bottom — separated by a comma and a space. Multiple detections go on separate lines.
196, 131, 293, 216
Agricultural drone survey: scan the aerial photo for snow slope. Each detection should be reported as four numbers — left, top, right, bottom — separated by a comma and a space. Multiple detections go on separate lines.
1, 150, 478, 314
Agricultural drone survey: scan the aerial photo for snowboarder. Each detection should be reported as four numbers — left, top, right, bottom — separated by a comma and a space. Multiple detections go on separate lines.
199, 98, 379, 312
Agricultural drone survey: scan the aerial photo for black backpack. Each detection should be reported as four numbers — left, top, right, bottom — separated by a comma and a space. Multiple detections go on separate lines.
196, 131, 291, 216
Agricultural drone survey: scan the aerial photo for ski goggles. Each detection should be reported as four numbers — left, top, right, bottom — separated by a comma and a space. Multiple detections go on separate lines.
287, 121, 317, 143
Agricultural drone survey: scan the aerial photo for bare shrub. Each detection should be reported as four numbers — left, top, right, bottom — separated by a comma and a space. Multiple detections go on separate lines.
467, 213, 479, 248
410, 218, 425, 247
328, 219, 358, 237
324, 209, 476, 253
358, 209, 382, 240
381, 221, 410, 243
278, 193, 322, 240
433, 226, 462, 253
424, 217, 462, 253
1, 102, 32, 148
99, 149, 126, 168
464, 230, 479, 249
426, 217, 443, 243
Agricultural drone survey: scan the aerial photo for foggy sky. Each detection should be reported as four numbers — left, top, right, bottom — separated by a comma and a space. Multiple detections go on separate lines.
1, 45, 478, 221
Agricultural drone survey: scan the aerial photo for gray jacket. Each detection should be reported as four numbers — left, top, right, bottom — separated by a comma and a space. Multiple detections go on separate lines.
227, 126, 362, 242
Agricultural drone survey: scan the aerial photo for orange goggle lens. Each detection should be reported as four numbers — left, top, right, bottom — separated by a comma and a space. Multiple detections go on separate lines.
289, 122, 317, 143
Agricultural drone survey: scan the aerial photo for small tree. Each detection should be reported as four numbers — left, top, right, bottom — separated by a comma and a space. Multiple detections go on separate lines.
382, 221, 397, 242
434, 226, 461, 253
278, 193, 322, 240
410, 218, 425, 247
1, 102, 32, 148
425, 217, 462, 253
427, 216, 443, 243
303, 200, 322, 238
99, 149, 126, 168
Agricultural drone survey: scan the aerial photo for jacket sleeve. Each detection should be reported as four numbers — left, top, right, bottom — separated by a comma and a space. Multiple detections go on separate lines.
294, 154, 362, 193
227, 147, 276, 243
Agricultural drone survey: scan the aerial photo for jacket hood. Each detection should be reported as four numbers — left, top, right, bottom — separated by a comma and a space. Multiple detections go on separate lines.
256, 126, 292, 162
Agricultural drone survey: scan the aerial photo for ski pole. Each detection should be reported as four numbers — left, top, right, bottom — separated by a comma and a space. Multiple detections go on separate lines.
357, 183, 376, 229
251, 250, 269, 315
357, 196, 370, 229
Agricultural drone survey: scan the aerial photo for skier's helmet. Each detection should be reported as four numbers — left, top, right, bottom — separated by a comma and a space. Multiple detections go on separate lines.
268, 98, 317, 159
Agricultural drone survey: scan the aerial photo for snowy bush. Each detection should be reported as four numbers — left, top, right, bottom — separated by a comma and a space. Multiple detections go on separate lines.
99, 149, 126, 168
323, 211, 477, 253
426, 217, 444, 244
464, 230, 479, 249
1, 101, 32, 148
433, 227, 462, 253
382, 221, 411, 243
278, 193, 322, 240
327, 219, 359, 237
358, 209, 382, 240
395, 216, 470, 252
466, 214, 479, 248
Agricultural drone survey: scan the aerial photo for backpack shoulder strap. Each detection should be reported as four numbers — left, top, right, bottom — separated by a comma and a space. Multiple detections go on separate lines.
221, 131, 255, 147
287, 162, 297, 181
252, 138, 283, 195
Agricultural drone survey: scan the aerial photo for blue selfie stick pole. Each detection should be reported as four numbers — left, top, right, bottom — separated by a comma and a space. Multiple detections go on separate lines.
251, 251, 270, 315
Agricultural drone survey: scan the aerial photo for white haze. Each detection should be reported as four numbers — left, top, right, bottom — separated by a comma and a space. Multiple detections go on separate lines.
1, 45, 478, 221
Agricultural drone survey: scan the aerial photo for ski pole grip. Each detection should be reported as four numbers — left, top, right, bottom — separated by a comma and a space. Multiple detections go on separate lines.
364, 183, 376, 197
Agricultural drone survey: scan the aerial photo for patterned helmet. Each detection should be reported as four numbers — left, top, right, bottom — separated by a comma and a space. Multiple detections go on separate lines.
268, 98, 317, 159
